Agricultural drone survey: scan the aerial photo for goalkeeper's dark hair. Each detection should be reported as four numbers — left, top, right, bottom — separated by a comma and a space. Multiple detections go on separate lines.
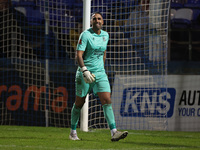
91, 12, 103, 18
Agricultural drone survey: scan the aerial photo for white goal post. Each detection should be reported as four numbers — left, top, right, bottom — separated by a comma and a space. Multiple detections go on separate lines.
80, 0, 91, 132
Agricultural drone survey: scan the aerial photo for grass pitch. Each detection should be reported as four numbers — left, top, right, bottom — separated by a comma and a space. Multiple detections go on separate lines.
0, 126, 199, 150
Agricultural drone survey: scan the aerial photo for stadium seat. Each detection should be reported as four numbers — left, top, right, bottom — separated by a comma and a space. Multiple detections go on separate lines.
12, 0, 36, 7
170, 9, 177, 20
190, 9, 200, 44
171, 0, 184, 9
184, 0, 200, 8
91, 0, 103, 5
170, 8, 193, 44
25, 7, 45, 26
191, 9, 200, 28
36, 0, 53, 7
14, 7, 26, 16
48, 8, 76, 30
171, 8, 193, 29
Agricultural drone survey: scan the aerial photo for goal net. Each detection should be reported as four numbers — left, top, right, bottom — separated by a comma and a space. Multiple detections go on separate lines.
0, 0, 170, 130
89, 0, 170, 130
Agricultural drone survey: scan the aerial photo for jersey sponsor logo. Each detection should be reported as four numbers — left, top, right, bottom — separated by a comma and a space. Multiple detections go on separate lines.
120, 88, 176, 118
94, 50, 104, 59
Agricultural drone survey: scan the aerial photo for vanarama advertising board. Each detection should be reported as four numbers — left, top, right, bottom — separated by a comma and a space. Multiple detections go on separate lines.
111, 75, 200, 131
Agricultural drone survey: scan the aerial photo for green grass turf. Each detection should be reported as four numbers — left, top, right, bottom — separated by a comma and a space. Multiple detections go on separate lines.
0, 126, 199, 150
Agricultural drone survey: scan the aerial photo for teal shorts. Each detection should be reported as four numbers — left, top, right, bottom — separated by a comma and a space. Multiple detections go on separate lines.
75, 70, 111, 97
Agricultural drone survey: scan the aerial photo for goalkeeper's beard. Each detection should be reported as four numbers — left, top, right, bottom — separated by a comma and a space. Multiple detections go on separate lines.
93, 23, 102, 31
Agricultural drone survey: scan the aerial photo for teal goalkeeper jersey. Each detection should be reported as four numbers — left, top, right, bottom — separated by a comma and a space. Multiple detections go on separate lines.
76, 28, 109, 73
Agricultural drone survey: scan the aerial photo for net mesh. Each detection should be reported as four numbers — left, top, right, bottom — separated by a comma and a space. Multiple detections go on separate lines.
0, 0, 170, 130
89, 0, 170, 130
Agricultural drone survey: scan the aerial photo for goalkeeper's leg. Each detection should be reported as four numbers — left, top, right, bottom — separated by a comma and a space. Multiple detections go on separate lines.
69, 96, 86, 140
70, 72, 91, 140
98, 92, 128, 141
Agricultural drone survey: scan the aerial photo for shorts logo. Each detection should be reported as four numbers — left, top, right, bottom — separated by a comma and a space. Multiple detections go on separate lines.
120, 88, 176, 118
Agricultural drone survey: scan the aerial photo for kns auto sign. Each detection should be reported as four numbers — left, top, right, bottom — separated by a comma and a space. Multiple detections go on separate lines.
120, 88, 176, 118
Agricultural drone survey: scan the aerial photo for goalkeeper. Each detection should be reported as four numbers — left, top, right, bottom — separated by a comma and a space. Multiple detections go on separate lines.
69, 12, 128, 141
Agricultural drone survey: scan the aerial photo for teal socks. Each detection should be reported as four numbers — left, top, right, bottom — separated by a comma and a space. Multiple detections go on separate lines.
102, 104, 116, 130
71, 103, 81, 130
71, 103, 116, 131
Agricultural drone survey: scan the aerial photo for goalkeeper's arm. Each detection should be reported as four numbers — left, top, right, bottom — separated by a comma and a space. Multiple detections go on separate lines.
103, 50, 107, 68
76, 50, 95, 83
76, 50, 85, 68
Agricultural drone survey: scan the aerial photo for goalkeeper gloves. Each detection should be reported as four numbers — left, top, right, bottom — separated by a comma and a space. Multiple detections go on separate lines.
81, 66, 95, 83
